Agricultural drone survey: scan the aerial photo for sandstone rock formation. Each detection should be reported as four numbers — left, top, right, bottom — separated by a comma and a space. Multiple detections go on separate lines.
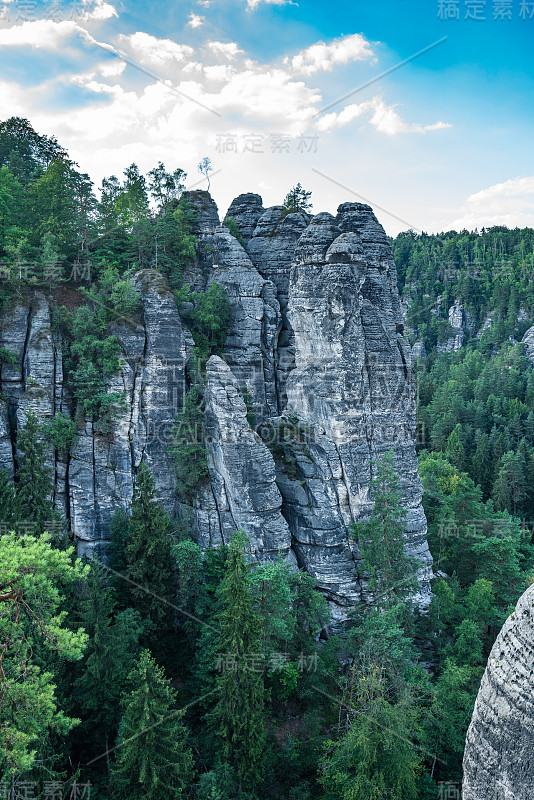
522, 324, 534, 365
463, 583, 534, 799
437, 301, 473, 353
0, 192, 432, 617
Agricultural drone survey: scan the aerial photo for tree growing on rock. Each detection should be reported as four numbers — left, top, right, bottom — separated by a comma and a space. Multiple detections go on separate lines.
283, 183, 312, 214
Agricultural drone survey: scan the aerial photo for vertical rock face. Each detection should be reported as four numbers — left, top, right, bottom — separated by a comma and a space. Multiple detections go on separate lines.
225, 193, 265, 243
463, 584, 534, 800
197, 355, 294, 561
247, 207, 308, 409
437, 301, 473, 353
280, 204, 431, 613
0, 191, 432, 617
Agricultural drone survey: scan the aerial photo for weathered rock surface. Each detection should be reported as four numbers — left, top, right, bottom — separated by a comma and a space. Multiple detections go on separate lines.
437, 300, 473, 352
522, 324, 534, 365
225, 193, 265, 243
462, 583, 534, 799
195, 355, 294, 561
0, 191, 432, 618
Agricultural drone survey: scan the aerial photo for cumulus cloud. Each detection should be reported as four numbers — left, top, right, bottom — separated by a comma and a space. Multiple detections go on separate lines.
448, 176, 534, 231
0, 19, 453, 222
117, 32, 194, 68
285, 33, 375, 76
316, 96, 451, 135
81, 0, 118, 22
188, 13, 205, 28
207, 41, 244, 60
0, 19, 91, 48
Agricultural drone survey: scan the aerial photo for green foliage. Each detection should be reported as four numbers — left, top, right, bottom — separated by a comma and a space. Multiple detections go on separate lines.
393, 226, 534, 351
0, 117, 67, 185
223, 216, 246, 248
14, 411, 57, 532
75, 564, 144, 768
111, 649, 194, 800
0, 532, 88, 776
283, 183, 312, 215
45, 411, 77, 453
0, 467, 15, 524
148, 161, 186, 211
64, 303, 125, 421
108, 507, 130, 585
351, 451, 418, 607
173, 538, 203, 609
178, 282, 232, 365
170, 385, 209, 500
88, 262, 141, 317
0, 346, 17, 366
211, 532, 266, 793
125, 462, 175, 638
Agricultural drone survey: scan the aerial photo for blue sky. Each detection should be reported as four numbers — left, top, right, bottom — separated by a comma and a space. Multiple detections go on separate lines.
0, 0, 533, 234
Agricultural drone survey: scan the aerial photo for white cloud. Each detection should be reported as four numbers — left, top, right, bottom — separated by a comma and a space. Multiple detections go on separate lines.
316, 96, 451, 135
0, 19, 87, 48
246, 0, 293, 9
188, 13, 205, 28
0, 22, 456, 229
207, 41, 244, 60
117, 32, 194, 68
448, 176, 534, 231
285, 33, 375, 76
81, 0, 118, 22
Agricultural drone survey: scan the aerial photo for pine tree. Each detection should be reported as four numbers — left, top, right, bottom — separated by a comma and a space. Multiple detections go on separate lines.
211, 531, 266, 794
125, 462, 174, 638
110, 650, 194, 800
283, 183, 312, 214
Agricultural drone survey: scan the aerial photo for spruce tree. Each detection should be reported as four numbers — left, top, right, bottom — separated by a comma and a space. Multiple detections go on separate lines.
211, 531, 266, 794
471, 433, 492, 497
352, 451, 418, 607
111, 650, 194, 800
445, 425, 466, 472
0, 467, 15, 525
125, 462, 174, 638
492, 451, 527, 515
14, 410, 57, 533
320, 665, 421, 800
75, 563, 143, 772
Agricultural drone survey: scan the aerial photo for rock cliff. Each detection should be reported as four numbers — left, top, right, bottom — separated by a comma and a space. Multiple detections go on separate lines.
0, 191, 432, 619
462, 583, 534, 799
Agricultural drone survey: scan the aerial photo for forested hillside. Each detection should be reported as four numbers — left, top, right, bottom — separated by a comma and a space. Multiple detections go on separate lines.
1, 118, 534, 800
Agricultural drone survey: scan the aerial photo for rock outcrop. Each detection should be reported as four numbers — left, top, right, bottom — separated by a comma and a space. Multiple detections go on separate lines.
463, 583, 534, 799
437, 301, 473, 353
0, 192, 432, 618
522, 324, 534, 365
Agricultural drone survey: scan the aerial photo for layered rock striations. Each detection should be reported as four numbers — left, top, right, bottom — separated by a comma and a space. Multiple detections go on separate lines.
463, 583, 534, 800
0, 192, 432, 616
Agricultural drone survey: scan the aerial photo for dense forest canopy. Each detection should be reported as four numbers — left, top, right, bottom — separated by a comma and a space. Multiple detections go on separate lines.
1, 118, 534, 800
